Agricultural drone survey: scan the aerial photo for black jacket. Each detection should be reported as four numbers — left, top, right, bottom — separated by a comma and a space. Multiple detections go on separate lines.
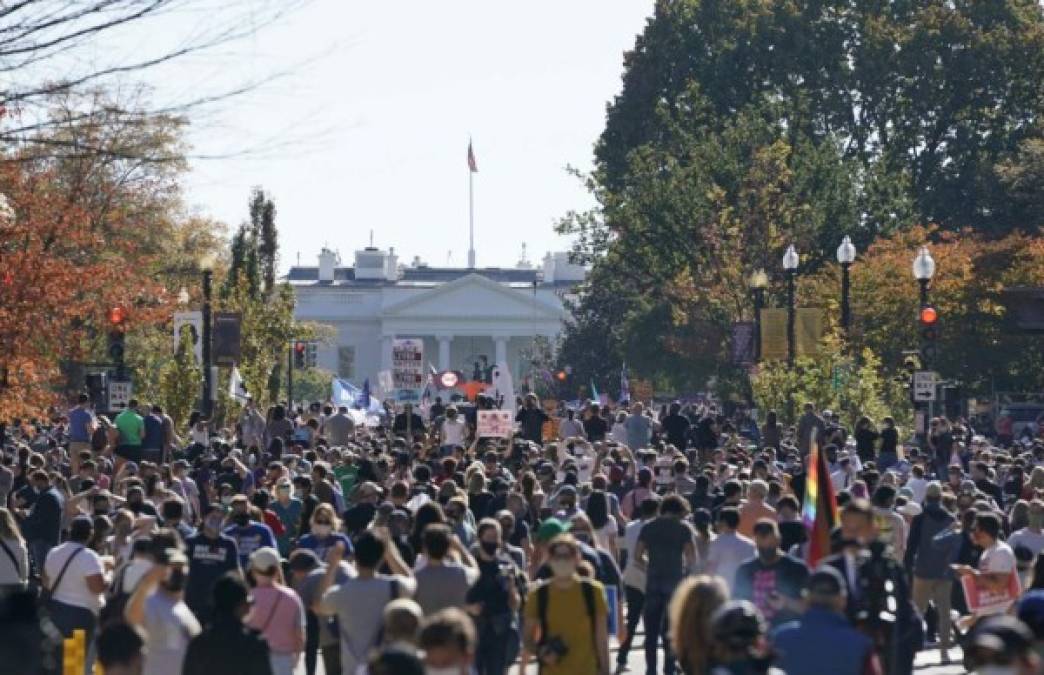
182, 616, 272, 675
22, 487, 61, 546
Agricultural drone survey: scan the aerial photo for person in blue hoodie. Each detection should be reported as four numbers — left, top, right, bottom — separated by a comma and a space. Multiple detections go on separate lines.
771, 567, 882, 675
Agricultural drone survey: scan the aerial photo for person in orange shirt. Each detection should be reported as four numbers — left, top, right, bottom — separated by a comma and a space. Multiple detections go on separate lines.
738, 479, 777, 538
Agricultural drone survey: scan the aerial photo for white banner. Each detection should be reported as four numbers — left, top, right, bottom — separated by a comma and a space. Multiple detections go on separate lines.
392, 338, 425, 401
173, 311, 203, 364
477, 410, 514, 438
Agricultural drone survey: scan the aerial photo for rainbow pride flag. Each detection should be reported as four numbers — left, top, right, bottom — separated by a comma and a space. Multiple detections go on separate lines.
802, 429, 839, 566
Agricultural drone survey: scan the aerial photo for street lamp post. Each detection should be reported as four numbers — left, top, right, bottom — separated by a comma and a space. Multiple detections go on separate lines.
748, 269, 769, 362
912, 246, 936, 441
913, 246, 935, 308
200, 254, 215, 419
782, 245, 799, 367
837, 235, 856, 333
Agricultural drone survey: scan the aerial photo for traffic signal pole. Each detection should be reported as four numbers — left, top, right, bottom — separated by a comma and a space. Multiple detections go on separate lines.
287, 342, 294, 409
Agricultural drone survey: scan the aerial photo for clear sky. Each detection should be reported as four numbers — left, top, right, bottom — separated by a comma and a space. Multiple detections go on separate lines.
167, 1, 654, 273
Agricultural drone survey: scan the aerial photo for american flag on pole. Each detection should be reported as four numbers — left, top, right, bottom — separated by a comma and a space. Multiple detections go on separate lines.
467, 140, 478, 173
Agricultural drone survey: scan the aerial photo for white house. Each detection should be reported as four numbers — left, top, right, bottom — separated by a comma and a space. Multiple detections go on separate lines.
286, 245, 586, 387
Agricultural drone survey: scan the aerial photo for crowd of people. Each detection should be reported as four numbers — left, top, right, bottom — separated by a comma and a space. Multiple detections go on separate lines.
1, 391, 1044, 675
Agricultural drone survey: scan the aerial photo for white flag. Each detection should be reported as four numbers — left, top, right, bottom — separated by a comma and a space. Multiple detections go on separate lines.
229, 365, 248, 402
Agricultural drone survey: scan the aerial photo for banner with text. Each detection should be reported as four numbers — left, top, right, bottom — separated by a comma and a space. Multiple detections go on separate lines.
392, 338, 425, 402
477, 410, 514, 438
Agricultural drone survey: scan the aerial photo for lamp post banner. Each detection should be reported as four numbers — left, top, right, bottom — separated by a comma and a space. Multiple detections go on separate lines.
795, 308, 825, 357
731, 321, 755, 365
760, 309, 788, 361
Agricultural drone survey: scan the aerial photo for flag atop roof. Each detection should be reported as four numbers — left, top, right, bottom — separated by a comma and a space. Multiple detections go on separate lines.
467, 140, 478, 173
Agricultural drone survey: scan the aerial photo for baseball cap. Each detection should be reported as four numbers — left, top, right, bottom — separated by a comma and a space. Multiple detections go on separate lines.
968, 615, 1034, 655
287, 549, 321, 572
249, 546, 282, 572
1016, 590, 1044, 639
806, 567, 845, 596
536, 518, 571, 543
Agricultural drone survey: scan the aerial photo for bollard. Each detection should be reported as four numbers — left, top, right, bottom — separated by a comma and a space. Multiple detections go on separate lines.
63, 628, 85, 675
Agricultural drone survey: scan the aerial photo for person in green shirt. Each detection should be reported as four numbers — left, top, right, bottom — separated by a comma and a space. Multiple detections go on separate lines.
114, 399, 145, 468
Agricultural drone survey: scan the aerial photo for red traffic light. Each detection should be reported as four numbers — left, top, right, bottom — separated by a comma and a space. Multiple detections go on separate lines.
555, 370, 567, 382
107, 305, 128, 326
919, 306, 938, 325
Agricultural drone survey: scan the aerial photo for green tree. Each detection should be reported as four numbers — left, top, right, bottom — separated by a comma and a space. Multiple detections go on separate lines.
160, 331, 202, 427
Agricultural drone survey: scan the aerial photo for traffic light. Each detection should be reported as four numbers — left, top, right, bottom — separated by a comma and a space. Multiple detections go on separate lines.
919, 305, 939, 363
293, 341, 306, 369
306, 342, 318, 368
107, 305, 128, 367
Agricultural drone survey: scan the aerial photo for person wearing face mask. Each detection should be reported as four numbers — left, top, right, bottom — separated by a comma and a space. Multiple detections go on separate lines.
294, 504, 353, 564
245, 547, 306, 675
223, 495, 276, 569
270, 480, 302, 556
123, 543, 201, 675
420, 607, 478, 675
733, 519, 809, 628
293, 476, 322, 536
184, 505, 241, 625
522, 534, 610, 675
20, 469, 63, 570
464, 520, 522, 675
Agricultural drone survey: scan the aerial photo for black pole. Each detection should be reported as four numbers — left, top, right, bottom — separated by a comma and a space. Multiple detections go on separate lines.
918, 277, 931, 441
840, 261, 852, 333
753, 288, 764, 362
201, 269, 213, 419
287, 343, 294, 409
786, 270, 797, 367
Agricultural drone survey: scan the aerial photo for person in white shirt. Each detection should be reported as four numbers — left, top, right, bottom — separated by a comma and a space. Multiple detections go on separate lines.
956, 512, 1017, 617
439, 406, 468, 456
705, 507, 755, 590
44, 516, 109, 675
557, 409, 584, 440
616, 496, 660, 669
1008, 500, 1044, 559
904, 464, 930, 504
831, 456, 858, 492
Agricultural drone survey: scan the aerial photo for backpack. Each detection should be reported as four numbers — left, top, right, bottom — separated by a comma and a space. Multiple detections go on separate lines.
535, 579, 597, 647
98, 563, 132, 628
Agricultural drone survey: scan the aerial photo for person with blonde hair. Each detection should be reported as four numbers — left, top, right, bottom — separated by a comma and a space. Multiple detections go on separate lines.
0, 507, 28, 590
668, 575, 729, 675
295, 503, 353, 563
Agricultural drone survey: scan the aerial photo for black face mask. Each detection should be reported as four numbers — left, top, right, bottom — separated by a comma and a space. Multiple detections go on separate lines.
162, 567, 187, 593
233, 513, 250, 527
480, 540, 499, 556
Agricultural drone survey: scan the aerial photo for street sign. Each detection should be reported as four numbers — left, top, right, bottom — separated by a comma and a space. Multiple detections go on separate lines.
173, 311, 203, 364
913, 370, 938, 401
392, 338, 425, 400
107, 379, 133, 411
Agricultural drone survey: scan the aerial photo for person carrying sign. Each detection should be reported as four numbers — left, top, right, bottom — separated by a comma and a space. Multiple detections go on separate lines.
954, 512, 1020, 625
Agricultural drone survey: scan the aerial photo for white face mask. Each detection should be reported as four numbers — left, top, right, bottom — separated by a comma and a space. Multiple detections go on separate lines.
313, 524, 332, 538
549, 559, 575, 579
426, 667, 463, 675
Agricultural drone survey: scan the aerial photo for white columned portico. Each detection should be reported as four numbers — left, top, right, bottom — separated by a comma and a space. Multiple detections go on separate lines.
494, 336, 508, 366
380, 335, 394, 372
437, 335, 452, 370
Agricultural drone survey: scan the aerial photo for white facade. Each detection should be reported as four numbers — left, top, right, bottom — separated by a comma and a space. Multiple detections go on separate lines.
287, 246, 585, 387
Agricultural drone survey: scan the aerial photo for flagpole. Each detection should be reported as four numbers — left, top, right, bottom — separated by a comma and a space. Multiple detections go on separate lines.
468, 158, 475, 269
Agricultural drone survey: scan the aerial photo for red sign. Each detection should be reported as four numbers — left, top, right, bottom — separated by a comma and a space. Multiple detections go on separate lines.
960, 569, 1021, 617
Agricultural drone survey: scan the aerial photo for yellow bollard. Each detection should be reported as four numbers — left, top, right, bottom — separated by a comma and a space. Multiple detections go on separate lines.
63, 628, 85, 675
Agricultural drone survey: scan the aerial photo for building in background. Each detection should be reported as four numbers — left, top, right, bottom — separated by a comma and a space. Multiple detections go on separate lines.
286, 245, 586, 388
